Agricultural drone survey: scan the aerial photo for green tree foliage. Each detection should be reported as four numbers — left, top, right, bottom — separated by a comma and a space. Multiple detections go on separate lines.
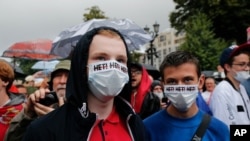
130, 51, 143, 63
179, 12, 228, 70
12, 58, 37, 76
83, 5, 108, 21
170, 0, 250, 44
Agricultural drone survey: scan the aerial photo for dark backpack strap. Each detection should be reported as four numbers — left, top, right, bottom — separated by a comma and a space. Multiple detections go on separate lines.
191, 114, 211, 141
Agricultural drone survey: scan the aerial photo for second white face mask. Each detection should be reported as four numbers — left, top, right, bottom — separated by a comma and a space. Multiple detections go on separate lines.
164, 85, 198, 112
154, 92, 164, 99
234, 71, 250, 83
88, 60, 129, 102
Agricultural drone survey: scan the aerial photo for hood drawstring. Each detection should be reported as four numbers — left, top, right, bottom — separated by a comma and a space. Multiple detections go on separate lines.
78, 102, 89, 118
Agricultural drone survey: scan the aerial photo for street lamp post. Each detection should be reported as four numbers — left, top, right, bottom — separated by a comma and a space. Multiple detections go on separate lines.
144, 22, 160, 66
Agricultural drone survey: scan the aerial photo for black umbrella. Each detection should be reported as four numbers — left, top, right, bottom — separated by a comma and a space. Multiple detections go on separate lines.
141, 64, 160, 80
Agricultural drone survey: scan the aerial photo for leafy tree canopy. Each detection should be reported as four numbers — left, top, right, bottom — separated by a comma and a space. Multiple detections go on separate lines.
11, 58, 37, 78
83, 5, 108, 21
179, 12, 228, 70
170, 0, 250, 44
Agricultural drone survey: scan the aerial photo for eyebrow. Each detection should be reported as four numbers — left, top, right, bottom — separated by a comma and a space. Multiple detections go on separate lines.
164, 76, 195, 82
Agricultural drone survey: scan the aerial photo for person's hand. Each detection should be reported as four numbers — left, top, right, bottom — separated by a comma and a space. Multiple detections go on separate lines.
160, 102, 168, 109
24, 88, 55, 117
33, 102, 55, 117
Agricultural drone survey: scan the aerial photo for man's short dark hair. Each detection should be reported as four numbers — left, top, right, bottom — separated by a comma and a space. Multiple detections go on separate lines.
159, 51, 201, 79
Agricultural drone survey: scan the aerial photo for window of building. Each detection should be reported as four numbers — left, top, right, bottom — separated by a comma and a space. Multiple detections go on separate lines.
163, 49, 167, 55
159, 35, 166, 42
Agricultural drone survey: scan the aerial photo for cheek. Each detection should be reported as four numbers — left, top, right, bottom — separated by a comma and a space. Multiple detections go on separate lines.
52, 79, 59, 89
136, 75, 142, 81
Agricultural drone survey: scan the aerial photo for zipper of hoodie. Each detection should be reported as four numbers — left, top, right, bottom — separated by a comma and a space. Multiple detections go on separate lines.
132, 92, 137, 108
126, 114, 134, 141
86, 116, 98, 141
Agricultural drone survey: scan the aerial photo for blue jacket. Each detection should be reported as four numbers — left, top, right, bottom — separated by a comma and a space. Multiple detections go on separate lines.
143, 109, 229, 141
196, 92, 213, 115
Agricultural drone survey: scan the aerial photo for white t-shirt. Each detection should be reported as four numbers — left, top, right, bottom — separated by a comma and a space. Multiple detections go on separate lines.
201, 91, 211, 104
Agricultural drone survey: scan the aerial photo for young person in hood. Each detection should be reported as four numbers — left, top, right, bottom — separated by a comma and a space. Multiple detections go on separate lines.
143, 51, 229, 141
130, 62, 162, 119
22, 27, 147, 141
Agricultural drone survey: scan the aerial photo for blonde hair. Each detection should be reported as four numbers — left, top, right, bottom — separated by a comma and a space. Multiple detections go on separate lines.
98, 29, 122, 39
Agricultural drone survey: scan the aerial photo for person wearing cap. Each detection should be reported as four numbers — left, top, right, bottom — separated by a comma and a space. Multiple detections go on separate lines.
151, 80, 164, 99
24, 75, 35, 87
0, 59, 26, 141
4, 59, 71, 141
150, 80, 169, 108
209, 43, 250, 129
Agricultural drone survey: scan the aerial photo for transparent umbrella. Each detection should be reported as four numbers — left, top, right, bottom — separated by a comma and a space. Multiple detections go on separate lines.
50, 18, 152, 58
31, 60, 60, 70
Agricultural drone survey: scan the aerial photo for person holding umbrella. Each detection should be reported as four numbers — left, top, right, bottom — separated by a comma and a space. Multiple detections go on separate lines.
22, 27, 147, 141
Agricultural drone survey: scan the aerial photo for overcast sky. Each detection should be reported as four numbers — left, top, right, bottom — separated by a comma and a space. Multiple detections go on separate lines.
0, 0, 176, 61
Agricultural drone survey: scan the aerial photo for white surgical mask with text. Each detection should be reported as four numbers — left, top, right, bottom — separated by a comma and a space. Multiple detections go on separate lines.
164, 84, 198, 112
88, 60, 129, 102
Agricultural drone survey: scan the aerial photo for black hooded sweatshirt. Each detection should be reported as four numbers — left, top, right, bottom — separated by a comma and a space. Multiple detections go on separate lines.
22, 27, 147, 141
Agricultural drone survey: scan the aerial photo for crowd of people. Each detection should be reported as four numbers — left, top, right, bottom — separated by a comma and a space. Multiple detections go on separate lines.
0, 26, 250, 141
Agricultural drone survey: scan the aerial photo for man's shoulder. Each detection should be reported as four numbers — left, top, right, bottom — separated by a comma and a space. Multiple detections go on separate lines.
209, 116, 229, 131
213, 80, 233, 92
143, 110, 164, 122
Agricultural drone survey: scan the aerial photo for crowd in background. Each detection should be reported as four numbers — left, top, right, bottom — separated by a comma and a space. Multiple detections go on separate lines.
0, 27, 250, 141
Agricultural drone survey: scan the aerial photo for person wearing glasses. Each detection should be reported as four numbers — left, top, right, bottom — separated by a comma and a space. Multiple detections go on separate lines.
209, 43, 250, 129
130, 62, 163, 119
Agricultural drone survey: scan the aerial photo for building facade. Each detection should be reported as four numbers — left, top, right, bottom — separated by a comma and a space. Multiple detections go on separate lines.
139, 28, 186, 70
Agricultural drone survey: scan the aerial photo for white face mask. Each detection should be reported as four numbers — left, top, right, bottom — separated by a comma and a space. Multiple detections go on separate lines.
154, 92, 164, 99
88, 60, 129, 102
234, 71, 250, 83
164, 85, 198, 112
